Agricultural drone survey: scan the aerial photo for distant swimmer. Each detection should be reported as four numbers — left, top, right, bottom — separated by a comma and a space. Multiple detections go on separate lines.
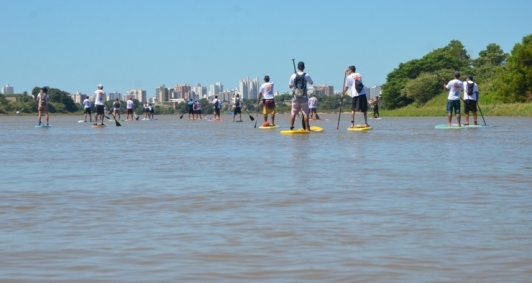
36, 87, 50, 126
258, 75, 276, 126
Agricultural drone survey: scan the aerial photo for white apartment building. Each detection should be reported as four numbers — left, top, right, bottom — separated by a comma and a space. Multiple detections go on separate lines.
127, 89, 147, 102
2, 84, 14, 94
238, 77, 259, 100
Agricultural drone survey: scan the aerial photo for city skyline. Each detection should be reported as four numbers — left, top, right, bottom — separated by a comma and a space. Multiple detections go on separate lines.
2, 1, 529, 101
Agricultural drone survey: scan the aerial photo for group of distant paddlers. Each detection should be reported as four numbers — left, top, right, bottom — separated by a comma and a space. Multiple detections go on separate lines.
34, 62, 386, 129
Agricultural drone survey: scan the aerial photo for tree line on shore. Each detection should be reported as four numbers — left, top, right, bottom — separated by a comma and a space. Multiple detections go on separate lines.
2, 34, 530, 115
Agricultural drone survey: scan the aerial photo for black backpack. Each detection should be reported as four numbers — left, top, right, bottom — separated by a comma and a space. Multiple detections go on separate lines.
294, 72, 307, 98
235, 98, 240, 107
355, 79, 364, 93
114, 101, 120, 108
467, 82, 475, 97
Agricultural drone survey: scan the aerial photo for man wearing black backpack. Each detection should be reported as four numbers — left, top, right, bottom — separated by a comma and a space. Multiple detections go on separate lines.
288, 61, 313, 131
463, 74, 479, 126
342, 66, 369, 128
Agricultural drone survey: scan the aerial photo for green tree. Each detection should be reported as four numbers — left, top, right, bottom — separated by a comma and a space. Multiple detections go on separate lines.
402, 73, 443, 106
494, 34, 532, 102
381, 40, 470, 109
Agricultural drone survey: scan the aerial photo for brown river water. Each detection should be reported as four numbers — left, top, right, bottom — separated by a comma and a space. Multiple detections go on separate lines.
0, 114, 531, 282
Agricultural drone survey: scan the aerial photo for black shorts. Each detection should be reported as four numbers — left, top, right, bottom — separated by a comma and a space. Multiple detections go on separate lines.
233, 107, 241, 114
96, 105, 104, 115
84, 108, 91, 114
127, 109, 133, 114
464, 100, 477, 113
351, 95, 368, 112
188, 107, 194, 114
215, 108, 220, 115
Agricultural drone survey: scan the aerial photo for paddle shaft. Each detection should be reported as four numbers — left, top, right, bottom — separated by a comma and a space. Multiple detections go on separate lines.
337, 73, 347, 130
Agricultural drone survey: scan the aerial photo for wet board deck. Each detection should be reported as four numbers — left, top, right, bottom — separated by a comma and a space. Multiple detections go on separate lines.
35, 124, 52, 128
258, 125, 280, 129
207, 119, 224, 122
91, 124, 107, 128
347, 124, 372, 131
280, 126, 323, 135
435, 124, 468, 129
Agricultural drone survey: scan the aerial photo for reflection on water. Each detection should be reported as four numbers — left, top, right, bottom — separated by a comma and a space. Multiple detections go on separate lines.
1, 115, 531, 282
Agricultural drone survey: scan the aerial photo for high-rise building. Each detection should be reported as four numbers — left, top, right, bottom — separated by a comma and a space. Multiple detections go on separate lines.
369, 86, 381, 99
174, 84, 192, 100
71, 91, 86, 104
127, 89, 147, 102
107, 91, 121, 101
313, 85, 334, 96
238, 77, 259, 100
155, 85, 168, 103
2, 84, 14, 94
193, 84, 207, 99
209, 82, 223, 97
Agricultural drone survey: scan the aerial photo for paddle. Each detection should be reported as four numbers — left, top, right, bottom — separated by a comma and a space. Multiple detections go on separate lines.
243, 108, 255, 121
180, 112, 185, 119
253, 103, 260, 128
476, 100, 487, 126
106, 102, 121, 126
337, 72, 347, 130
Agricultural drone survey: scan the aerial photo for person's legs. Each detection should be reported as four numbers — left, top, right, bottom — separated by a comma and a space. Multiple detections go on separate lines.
45, 111, 49, 124
38, 108, 42, 124
271, 112, 275, 126
473, 112, 478, 125
363, 111, 368, 126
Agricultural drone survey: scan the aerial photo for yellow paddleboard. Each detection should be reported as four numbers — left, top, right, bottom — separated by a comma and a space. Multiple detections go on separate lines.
280, 126, 323, 135
347, 124, 372, 131
258, 125, 280, 130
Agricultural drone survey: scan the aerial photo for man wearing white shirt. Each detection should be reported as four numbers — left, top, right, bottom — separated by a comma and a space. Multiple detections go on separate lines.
463, 74, 479, 126
288, 61, 313, 131
94, 84, 106, 126
83, 96, 92, 122
342, 65, 369, 128
443, 72, 462, 127
126, 97, 135, 121
258, 76, 275, 126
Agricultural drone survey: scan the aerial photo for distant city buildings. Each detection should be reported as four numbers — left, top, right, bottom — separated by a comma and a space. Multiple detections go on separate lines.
2, 84, 14, 94
107, 91, 121, 101
209, 82, 223, 97
313, 84, 334, 96
70, 91, 87, 104
238, 77, 259, 100
369, 85, 381, 99
127, 89, 147, 102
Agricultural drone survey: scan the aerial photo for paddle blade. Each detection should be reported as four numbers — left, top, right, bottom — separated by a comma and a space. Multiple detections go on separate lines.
116, 120, 121, 126
249, 115, 254, 121
136, 116, 139, 121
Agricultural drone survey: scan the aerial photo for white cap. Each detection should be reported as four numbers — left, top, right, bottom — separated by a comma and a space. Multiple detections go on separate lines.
97, 84, 103, 88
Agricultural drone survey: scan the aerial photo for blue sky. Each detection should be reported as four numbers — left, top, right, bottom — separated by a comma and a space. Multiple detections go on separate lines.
1, 0, 531, 97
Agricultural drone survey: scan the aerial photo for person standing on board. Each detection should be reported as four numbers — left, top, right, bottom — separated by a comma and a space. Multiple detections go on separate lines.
94, 84, 106, 126
372, 96, 380, 118
126, 97, 135, 121
258, 75, 276, 126
36, 87, 50, 126
194, 100, 202, 120
442, 72, 462, 127
83, 95, 92, 122
149, 103, 154, 119
212, 96, 221, 120
288, 61, 313, 131
112, 98, 121, 121
232, 94, 243, 122
463, 74, 479, 126
308, 94, 320, 120
187, 98, 195, 120
342, 66, 369, 128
